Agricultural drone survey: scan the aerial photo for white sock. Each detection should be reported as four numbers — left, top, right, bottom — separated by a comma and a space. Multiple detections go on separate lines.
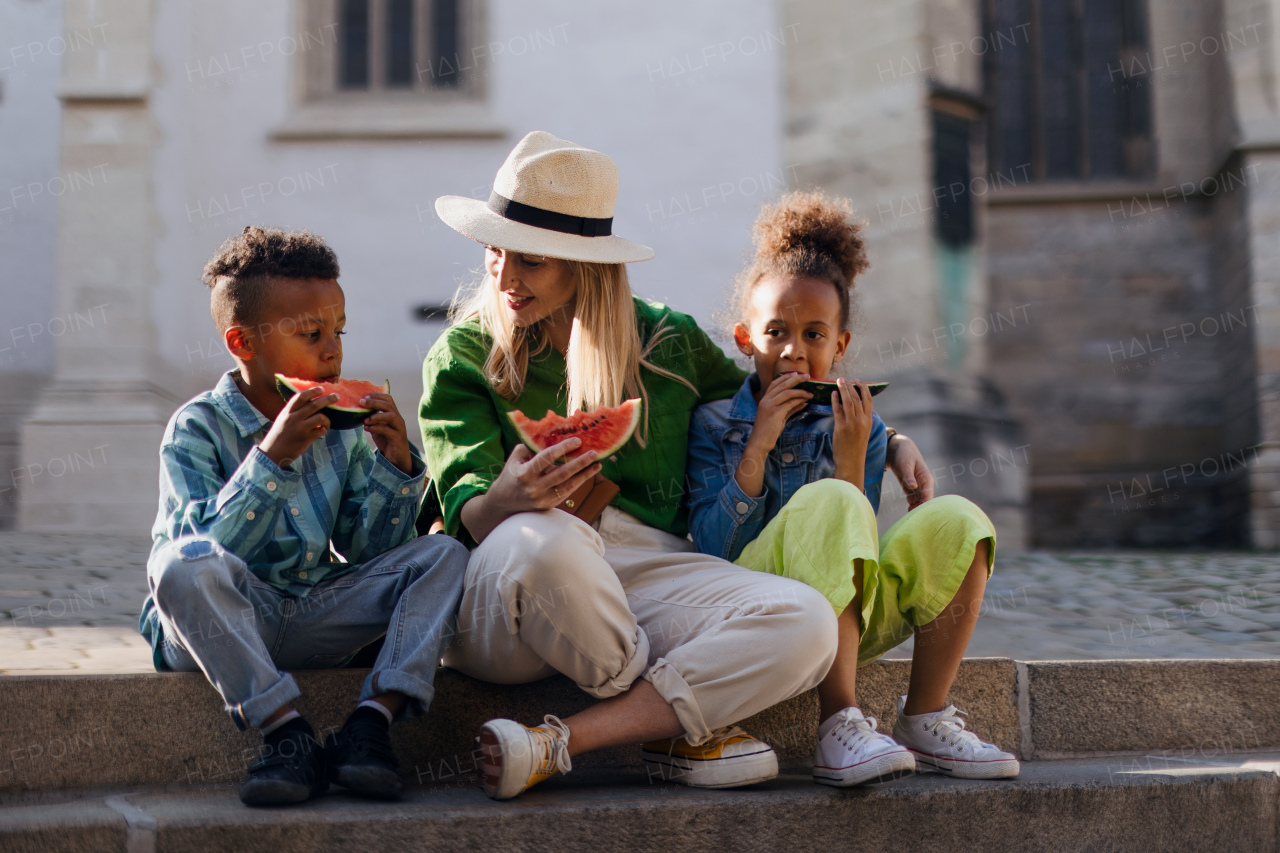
260, 709, 301, 736
358, 699, 394, 724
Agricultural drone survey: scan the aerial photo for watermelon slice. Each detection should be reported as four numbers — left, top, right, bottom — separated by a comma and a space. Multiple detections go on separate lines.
796, 378, 888, 406
508, 398, 642, 462
275, 374, 390, 430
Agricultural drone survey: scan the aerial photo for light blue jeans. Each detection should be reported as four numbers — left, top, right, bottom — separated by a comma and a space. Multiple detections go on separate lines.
148, 534, 468, 729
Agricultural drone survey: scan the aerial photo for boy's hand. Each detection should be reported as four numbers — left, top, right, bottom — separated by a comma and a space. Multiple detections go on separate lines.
832, 378, 873, 491
360, 393, 415, 475
735, 372, 812, 498
260, 386, 337, 469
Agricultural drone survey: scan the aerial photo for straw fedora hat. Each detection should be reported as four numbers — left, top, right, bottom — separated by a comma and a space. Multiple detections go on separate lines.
435, 131, 655, 264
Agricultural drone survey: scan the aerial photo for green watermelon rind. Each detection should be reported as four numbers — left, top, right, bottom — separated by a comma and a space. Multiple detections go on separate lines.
274, 374, 390, 431
508, 398, 642, 462
796, 379, 888, 406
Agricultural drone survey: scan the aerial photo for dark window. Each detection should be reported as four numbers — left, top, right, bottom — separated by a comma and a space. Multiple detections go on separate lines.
933, 111, 975, 247
337, 0, 466, 92
339, 0, 370, 89
432, 0, 462, 89
385, 0, 414, 87
984, 0, 1152, 181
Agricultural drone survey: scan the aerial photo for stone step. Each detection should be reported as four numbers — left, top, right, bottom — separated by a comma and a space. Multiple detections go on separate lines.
2, 754, 1278, 853
3, 658, 1279, 795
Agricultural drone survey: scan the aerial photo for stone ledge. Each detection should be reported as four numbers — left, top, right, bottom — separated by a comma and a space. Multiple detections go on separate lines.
3, 658, 1280, 794
2, 756, 1277, 853
1026, 660, 1280, 756
0, 660, 1015, 794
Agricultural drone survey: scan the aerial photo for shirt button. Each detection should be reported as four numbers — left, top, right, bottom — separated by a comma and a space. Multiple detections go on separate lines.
735, 501, 749, 514
245, 510, 255, 520
266, 481, 277, 492
781, 452, 795, 463
609, 455, 618, 462
400, 486, 411, 496
298, 571, 308, 580
306, 551, 314, 561
391, 517, 400, 525
290, 507, 300, 517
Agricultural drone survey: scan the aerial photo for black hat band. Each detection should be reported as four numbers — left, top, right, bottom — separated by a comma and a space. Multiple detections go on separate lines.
488, 191, 613, 237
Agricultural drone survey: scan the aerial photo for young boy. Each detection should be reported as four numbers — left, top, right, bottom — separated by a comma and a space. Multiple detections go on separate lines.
139, 226, 468, 806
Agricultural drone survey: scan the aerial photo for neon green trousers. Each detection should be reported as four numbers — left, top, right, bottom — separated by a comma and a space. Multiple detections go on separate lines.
733, 479, 996, 667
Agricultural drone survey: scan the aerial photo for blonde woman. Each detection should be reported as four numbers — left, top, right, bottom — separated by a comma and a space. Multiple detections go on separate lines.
419, 132, 839, 800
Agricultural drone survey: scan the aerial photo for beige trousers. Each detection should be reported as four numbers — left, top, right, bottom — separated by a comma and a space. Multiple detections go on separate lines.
443, 505, 838, 745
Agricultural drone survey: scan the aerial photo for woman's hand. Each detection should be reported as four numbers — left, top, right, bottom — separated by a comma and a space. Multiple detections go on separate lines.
461, 438, 601, 542
736, 372, 812, 497
887, 434, 935, 509
832, 379, 873, 491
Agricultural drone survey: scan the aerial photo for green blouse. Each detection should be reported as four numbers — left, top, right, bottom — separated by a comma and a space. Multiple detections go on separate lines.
418, 296, 749, 545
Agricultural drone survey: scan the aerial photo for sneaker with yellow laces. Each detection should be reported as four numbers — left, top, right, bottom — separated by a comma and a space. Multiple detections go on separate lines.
641, 725, 778, 788
477, 715, 572, 800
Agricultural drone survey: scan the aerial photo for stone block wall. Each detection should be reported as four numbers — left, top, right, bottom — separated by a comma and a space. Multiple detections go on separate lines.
985, 193, 1246, 546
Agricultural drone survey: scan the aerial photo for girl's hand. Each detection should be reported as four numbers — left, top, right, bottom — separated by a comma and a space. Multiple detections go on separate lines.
488, 438, 602, 514
887, 435, 935, 509
735, 372, 812, 498
360, 393, 415, 475
749, 372, 812, 452
832, 379, 873, 491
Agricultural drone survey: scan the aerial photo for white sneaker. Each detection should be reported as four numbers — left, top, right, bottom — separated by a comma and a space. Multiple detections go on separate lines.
812, 707, 916, 787
891, 696, 1020, 779
477, 715, 573, 800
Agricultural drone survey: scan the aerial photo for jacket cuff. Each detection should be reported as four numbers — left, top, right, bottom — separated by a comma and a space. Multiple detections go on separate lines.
370, 446, 427, 504
718, 475, 767, 524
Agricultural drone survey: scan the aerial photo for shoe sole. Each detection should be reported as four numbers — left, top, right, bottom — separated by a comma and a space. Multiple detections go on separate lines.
479, 719, 545, 800
813, 750, 918, 787
333, 765, 405, 800
641, 747, 779, 788
907, 749, 1021, 779
238, 778, 318, 807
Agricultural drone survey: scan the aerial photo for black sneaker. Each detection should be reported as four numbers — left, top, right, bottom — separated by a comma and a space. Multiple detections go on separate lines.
239, 721, 329, 806
327, 710, 405, 800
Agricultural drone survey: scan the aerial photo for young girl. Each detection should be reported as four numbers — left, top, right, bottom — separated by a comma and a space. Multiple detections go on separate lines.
685, 190, 1019, 787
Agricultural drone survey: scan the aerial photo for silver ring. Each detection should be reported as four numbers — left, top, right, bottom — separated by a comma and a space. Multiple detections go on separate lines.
553, 487, 562, 500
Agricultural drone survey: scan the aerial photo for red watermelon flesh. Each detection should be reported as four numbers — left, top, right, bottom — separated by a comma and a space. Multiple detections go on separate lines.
508, 398, 641, 461
275, 374, 390, 430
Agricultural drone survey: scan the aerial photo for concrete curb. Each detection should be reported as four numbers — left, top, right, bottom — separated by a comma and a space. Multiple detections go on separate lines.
1, 658, 1277, 794
3, 757, 1278, 852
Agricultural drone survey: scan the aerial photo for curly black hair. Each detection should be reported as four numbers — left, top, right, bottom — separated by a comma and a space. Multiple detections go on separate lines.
203, 226, 340, 331
730, 190, 869, 332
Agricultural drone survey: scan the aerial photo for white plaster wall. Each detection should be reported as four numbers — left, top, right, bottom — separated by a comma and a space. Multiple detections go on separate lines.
149, 0, 783, 414
0, 0, 63, 375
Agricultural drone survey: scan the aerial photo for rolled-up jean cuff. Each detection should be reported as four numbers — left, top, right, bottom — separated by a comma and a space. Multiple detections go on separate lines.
577, 626, 652, 700
233, 672, 301, 730
364, 669, 435, 721
643, 657, 711, 746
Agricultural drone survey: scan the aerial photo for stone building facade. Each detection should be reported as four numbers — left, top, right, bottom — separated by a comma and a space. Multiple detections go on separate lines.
782, 0, 1280, 548
3, 0, 1277, 549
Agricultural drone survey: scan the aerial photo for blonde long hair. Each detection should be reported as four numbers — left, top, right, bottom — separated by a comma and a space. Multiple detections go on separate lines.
448, 260, 695, 447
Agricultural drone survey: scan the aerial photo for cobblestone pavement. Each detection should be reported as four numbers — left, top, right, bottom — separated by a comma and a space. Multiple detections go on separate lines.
0, 533, 1276, 675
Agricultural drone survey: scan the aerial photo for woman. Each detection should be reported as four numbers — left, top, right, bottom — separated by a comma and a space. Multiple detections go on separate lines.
418, 132, 939, 801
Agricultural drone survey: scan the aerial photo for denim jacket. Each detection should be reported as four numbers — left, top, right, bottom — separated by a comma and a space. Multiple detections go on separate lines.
686, 373, 888, 562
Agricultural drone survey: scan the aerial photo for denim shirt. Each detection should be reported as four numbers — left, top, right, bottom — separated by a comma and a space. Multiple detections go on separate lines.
686, 373, 888, 563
